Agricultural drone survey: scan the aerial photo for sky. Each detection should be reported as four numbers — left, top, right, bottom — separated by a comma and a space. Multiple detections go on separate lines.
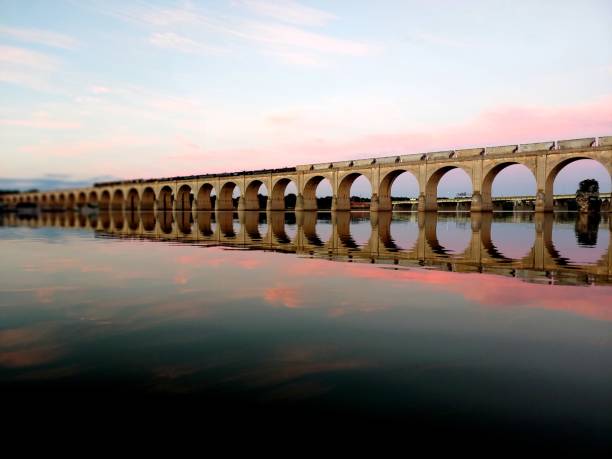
0, 0, 611, 196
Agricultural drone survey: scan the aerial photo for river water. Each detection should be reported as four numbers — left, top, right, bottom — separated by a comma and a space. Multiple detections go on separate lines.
1, 210, 611, 448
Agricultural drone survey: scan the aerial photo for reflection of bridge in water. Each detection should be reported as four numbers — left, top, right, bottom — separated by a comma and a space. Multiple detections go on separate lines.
3, 211, 611, 286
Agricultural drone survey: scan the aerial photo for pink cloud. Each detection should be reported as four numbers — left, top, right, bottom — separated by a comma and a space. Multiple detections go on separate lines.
276, 95, 612, 162
154, 94, 612, 176
0, 26, 78, 49
0, 118, 80, 129
264, 286, 302, 308
148, 32, 226, 55
240, 0, 336, 27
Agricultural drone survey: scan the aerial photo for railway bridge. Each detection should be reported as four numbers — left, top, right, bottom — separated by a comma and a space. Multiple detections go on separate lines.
2, 136, 611, 213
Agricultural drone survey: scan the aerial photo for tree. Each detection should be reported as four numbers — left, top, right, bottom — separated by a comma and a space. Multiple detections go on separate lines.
575, 179, 600, 213
578, 179, 599, 193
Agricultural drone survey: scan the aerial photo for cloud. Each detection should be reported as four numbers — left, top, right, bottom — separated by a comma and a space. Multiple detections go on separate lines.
239, 0, 336, 27
0, 45, 59, 90
0, 26, 78, 49
264, 48, 323, 67
90, 85, 112, 94
0, 45, 57, 69
239, 22, 375, 56
84, 2, 375, 65
411, 31, 470, 48
264, 286, 302, 308
0, 113, 80, 130
148, 32, 226, 55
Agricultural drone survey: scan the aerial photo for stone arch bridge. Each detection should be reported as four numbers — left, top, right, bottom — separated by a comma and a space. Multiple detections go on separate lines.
2, 136, 611, 213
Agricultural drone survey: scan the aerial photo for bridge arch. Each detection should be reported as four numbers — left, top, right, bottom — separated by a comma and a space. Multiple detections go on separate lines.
58, 193, 66, 209
111, 189, 124, 210
217, 181, 241, 211
176, 185, 193, 211
379, 169, 420, 211
337, 172, 373, 211
67, 193, 76, 209
88, 191, 99, 207
158, 186, 173, 211
244, 179, 268, 210
77, 192, 87, 207
481, 161, 537, 211
140, 187, 155, 211
424, 165, 472, 211
196, 183, 215, 211
269, 178, 298, 211
126, 188, 140, 211
544, 155, 611, 212
302, 175, 333, 211
99, 190, 111, 210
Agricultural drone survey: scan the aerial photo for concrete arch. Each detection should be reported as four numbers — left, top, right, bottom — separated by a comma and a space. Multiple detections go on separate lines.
481, 161, 537, 212
126, 188, 140, 211
67, 193, 76, 209
77, 191, 87, 207
158, 186, 173, 211
111, 189, 124, 210
217, 181, 241, 211
269, 178, 298, 210
176, 184, 193, 211
424, 164, 473, 211
197, 183, 216, 211
88, 191, 99, 207
302, 174, 333, 211
99, 190, 110, 210
141, 187, 155, 211
544, 155, 612, 212
337, 172, 373, 211
244, 179, 268, 210
378, 168, 421, 211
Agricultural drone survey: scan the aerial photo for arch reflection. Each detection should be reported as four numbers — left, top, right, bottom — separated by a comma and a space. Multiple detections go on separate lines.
3, 209, 610, 285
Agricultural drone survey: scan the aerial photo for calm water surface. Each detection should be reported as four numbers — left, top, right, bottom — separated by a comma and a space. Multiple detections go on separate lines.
1, 211, 611, 448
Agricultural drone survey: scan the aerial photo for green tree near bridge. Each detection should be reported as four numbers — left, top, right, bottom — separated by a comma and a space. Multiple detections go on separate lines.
575, 179, 601, 214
